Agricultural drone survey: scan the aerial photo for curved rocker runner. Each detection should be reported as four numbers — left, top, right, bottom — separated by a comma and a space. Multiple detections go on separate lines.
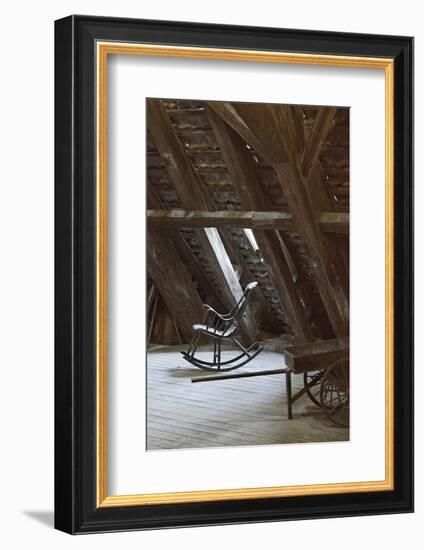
181, 281, 263, 372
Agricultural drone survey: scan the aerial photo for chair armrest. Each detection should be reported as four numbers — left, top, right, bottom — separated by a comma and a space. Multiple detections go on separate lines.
202, 304, 233, 321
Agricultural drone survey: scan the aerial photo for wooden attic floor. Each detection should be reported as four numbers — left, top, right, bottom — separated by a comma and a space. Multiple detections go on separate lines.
147, 346, 349, 450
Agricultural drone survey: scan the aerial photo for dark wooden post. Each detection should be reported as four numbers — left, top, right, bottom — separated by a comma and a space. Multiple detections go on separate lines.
147, 228, 204, 342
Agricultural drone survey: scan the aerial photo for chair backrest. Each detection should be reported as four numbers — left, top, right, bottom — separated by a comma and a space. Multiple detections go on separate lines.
229, 281, 258, 323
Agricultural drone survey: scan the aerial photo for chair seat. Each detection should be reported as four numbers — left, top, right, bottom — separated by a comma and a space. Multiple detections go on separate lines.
192, 323, 236, 338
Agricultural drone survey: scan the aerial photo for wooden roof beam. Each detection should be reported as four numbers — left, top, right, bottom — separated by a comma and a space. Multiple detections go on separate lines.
147, 209, 293, 230
207, 101, 282, 161
207, 107, 312, 342
147, 100, 211, 211
218, 229, 280, 331
147, 228, 204, 342
301, 109, 350, 298
301, 107, 337, 178
171, 230, 227, 313
147, 209, 348, 233
318, 212, 349, 234
274, 161, 348, 337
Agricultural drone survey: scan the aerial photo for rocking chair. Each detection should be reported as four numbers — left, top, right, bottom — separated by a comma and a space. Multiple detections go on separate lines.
181, 281, 263, 372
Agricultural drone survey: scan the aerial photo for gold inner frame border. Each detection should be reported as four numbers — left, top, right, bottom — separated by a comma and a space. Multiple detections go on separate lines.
96, 41, 394, 508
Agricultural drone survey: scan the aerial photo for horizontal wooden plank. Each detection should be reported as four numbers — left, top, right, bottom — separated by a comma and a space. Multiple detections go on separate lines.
318, 212, 349, 234
148, 209, 293, 229
148, 209, 348, 233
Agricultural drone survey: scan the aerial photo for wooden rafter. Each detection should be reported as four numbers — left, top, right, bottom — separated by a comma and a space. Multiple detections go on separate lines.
274, 161, 348, 337
301, 107, 337, 178
171, 230, 227, 312
302, 112, 350, 298
300, 108, 350, 299
279, 229, 335, 340
208, 101, 290, 163
147, 177, 165, 209
207, 107, 312, 342
147, 228, 204, 342
218, 229, 279, 331
147, 101, 210, 211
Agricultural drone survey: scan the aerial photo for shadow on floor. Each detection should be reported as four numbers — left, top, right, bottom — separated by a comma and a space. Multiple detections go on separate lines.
168, 367, 200, 378
23, 510, 54, 528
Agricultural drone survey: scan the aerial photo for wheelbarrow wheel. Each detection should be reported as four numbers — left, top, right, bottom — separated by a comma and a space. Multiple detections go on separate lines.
303, 371, 325, 407
319, 357, 349, 427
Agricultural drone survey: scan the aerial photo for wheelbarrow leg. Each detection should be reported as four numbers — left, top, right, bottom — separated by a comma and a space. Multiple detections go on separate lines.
285, 370, 293, 420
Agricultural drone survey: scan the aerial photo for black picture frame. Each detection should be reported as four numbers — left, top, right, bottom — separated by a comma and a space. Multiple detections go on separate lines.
55, 15, 414, 534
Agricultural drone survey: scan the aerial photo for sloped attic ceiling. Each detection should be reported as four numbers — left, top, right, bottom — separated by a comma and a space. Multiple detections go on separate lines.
147, 98, 349, 346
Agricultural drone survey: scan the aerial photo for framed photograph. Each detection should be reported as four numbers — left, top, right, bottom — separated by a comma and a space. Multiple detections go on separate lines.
54, 15, 413, 533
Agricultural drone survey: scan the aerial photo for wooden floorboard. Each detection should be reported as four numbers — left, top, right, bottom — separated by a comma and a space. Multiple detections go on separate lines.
147, 345, 349, 450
